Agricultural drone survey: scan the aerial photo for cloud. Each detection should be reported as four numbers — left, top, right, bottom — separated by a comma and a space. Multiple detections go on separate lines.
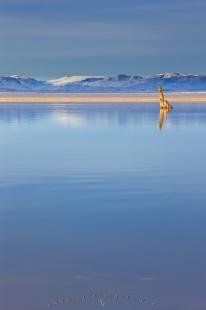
0, 0, 205, 76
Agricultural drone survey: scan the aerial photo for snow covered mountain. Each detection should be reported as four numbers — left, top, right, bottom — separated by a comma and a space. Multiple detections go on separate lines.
0, 75, 49, 92
1, 73, 206, 92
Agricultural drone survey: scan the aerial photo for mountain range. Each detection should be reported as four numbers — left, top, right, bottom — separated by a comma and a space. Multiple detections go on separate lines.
0, 73, 206, 92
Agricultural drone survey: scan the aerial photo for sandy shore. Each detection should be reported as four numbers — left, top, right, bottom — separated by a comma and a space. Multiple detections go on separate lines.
0, 92, 206, 103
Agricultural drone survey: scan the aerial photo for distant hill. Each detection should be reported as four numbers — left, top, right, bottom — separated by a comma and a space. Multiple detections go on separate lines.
1, 73, 206, 92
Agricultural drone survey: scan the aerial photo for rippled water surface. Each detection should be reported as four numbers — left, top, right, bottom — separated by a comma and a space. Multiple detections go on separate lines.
1, 103, 206, 310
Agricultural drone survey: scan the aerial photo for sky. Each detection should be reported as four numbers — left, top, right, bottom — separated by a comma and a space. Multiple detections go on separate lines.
0, 0, 206, 78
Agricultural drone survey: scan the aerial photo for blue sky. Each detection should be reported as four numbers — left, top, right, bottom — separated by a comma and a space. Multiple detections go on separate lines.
0, 0, 206, 78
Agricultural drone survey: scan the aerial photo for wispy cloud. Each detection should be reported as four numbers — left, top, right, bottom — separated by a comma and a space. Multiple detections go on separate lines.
0, 0, 205, 76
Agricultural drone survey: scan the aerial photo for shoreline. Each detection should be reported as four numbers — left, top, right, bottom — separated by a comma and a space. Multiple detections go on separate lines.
0, 92, 206, 103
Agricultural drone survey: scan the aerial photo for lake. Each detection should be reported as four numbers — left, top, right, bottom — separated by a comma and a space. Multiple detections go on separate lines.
0, 103, 206, 310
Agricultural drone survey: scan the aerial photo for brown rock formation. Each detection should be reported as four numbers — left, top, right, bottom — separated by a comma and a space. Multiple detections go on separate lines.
159, 87, 173, 110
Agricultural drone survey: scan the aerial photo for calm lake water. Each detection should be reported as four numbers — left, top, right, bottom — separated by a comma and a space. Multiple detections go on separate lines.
0, 103, 206, 310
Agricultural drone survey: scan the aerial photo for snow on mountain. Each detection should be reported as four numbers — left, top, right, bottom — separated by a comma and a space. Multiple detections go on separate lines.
49, 75, 105, 86
0, 73, 206, 92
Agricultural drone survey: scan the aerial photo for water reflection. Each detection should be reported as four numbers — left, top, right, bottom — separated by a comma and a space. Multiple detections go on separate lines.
51, 111, 85, 127
0, 103, 157, 126
1, 103, 206, 128
158, 109, 170, 130
1, 102, 206, 310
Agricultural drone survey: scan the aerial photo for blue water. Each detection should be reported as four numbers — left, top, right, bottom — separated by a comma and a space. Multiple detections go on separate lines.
0, 103, 206, 310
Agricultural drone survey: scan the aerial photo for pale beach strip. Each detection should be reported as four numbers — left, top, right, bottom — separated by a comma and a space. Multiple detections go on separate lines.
0, 92, 206, 103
